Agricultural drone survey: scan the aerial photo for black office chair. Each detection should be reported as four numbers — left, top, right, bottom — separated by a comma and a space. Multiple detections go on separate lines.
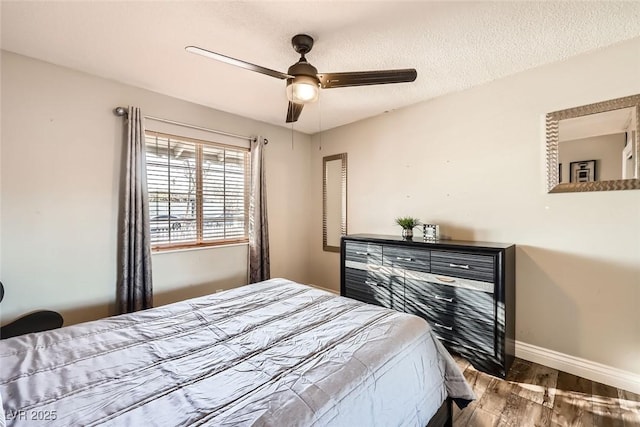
0, 281, 64, 339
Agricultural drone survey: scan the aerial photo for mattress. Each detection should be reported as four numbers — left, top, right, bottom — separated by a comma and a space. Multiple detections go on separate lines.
0, 278, 474, 426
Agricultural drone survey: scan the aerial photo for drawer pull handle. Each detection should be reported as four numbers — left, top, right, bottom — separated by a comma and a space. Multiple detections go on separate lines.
356, 251, 369, 256
396, 257, 413, 261
434, 295, 454, 303
435, 323, 453, 331
364, 280, 379, 286
449, 263, 470, 269
435, 276, 456, 283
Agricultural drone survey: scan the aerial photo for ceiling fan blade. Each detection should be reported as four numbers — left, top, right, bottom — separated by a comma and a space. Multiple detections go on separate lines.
286, 101, 304, 123
186, 46, 291, 80
318, 69, 417, 89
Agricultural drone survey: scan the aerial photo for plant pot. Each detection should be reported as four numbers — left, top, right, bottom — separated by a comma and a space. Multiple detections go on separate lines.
402, 228, 413, 240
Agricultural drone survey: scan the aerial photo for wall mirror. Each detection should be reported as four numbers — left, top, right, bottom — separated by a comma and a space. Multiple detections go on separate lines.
323, 153, 347, 252
546, 94, 640, 193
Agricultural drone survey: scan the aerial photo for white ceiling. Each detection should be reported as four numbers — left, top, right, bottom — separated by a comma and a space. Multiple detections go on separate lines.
2, 1, 640, 135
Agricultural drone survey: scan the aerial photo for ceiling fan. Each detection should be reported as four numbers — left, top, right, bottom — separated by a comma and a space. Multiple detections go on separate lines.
186, 34, 417, 123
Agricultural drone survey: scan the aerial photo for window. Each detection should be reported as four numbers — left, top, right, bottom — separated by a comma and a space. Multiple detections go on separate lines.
145, 131, 250, 250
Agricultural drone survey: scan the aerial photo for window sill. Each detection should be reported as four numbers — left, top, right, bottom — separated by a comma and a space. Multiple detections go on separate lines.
151, 241, 249, 255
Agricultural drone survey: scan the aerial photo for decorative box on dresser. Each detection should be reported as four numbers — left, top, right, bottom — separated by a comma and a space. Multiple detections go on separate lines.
340, 234, 515, 378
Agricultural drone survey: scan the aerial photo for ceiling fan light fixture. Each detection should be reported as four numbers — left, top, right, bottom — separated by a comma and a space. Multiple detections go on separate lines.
286, 75, 319, 103
187, 33, 417, 123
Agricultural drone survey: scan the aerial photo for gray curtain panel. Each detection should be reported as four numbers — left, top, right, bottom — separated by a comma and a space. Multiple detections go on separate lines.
117, 106, 153, 314
249, 136, 270, 283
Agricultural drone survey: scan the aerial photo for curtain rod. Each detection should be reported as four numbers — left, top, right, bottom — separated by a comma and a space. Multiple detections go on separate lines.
113, 106, 259, 143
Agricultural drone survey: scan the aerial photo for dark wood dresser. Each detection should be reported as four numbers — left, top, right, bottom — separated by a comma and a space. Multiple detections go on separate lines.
340, 233, 515, 378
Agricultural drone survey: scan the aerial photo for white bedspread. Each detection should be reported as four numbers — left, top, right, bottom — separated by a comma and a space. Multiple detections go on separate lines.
0, 278, 473, 426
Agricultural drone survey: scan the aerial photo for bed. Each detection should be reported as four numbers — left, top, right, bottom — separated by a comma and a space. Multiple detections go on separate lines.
0, 278, 474, 426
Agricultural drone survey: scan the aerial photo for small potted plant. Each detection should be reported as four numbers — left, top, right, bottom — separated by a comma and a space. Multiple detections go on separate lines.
395, 216, 421, 240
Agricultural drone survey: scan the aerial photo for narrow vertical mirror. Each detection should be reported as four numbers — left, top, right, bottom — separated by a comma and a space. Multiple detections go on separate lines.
323, 153, 347, 252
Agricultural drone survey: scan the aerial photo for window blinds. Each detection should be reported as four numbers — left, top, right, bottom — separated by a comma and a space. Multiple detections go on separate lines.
145, 131, 250, 249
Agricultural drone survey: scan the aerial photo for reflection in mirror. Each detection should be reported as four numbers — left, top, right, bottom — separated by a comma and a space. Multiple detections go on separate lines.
323, 153, 347, 252
547, 94, 640, 193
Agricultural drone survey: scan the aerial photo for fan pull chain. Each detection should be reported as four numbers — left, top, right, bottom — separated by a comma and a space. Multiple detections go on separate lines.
318, 103, 322, 151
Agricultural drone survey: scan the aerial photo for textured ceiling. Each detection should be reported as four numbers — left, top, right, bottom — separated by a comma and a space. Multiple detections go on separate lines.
2, 1, 640, 134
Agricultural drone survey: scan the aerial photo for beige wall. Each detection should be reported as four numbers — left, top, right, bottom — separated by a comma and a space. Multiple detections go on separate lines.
309, 37, 640, 374
0, 51, 311, 326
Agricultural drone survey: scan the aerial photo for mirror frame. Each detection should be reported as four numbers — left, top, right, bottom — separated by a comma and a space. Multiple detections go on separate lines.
323, 153, 347, 252
546, 94, 640, 193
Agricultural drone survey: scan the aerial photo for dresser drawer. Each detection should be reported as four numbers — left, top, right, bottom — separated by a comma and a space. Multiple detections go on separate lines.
382, 245, 430, 272
431, 251, 495, 282
404, 277, 494, 320
345, 242, 383, 265
344, 267, 403, 310
422, 310, 494, 354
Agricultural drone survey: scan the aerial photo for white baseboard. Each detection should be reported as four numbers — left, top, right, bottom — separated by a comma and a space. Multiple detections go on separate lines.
515, 340, 640, 394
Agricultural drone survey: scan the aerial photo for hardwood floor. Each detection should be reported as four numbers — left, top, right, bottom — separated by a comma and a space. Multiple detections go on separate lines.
452, 356, 640, 427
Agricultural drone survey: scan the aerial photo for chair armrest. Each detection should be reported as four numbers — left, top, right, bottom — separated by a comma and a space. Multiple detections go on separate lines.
0, 310, 64, 339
